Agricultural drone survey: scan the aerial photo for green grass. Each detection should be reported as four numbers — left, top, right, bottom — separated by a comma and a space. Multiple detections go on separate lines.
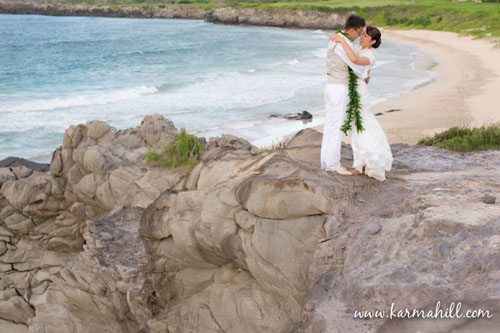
255, 145, 277, 154
418, 124, 500, 152
56, 0, 500, 39
144, 128, 205, 171
367, 3, 500, 39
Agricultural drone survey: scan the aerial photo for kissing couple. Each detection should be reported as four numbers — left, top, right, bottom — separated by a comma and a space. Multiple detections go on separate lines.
320, 15, 393, 181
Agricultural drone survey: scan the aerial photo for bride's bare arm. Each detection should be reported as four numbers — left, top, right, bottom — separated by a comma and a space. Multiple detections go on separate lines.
332, 34, 371, 66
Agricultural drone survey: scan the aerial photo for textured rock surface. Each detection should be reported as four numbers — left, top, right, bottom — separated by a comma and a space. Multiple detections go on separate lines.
0, 2, 348, 29
204, 8, 347, 29
0, 114, 179, 332
0, 2, 207, 20
0, 118, 499, 332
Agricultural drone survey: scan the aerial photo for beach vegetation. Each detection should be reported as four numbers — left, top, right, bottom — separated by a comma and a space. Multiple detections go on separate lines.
144, 128, 205, 171
60, 0, 500, 39
418, 124, 500, 152
255, 145, 277, 154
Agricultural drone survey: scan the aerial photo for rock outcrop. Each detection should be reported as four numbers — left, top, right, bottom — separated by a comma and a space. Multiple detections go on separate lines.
0, 115, 499, 332
0, 2, 348, 29
0, 2, 206, 20
204, 8, 347, 29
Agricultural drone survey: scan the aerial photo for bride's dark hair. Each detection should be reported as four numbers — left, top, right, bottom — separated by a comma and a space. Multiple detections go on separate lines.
366, 26, 382, 48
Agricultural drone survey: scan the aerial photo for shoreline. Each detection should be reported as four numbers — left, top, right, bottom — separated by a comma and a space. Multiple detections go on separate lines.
1, 7, 499, 152
0, 2, 348, 29
372, 29, 499, 144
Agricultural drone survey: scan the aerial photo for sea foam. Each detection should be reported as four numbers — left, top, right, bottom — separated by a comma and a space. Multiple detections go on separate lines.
1, 86, 159, 113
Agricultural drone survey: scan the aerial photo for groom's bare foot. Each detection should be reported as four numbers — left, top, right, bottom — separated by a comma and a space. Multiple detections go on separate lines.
334, 166, 352, 175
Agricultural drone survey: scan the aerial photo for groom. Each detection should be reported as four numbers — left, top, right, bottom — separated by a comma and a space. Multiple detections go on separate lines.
320, 15, 365, 175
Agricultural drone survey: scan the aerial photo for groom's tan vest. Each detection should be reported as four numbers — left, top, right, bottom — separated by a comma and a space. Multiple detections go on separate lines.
326, 42, 349, 85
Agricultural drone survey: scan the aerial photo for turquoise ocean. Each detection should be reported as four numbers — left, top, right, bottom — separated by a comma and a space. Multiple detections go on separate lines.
0, 14, 436, 161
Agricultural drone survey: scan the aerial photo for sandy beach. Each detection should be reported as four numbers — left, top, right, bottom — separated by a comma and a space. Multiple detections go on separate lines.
316, 29, 500, 144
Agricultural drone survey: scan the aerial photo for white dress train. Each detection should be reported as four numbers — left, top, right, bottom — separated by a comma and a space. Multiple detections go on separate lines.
350, 49, 393, 181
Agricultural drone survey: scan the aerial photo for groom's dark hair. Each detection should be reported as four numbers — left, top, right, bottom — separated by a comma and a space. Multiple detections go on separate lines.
345, 15, 366, 30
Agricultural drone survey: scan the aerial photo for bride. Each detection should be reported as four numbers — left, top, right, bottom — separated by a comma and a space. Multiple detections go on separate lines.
332, 27, 393, 181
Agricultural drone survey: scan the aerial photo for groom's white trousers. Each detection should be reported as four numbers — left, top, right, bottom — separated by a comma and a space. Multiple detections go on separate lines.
321, 84, 349, 171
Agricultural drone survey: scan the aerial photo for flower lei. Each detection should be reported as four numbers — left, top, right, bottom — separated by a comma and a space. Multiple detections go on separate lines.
337, 30, 364, 134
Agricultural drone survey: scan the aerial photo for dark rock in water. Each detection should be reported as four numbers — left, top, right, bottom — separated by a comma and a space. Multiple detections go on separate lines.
375, 112, 384, 116
286, 111, 313, 120
0, 156, 50, 172
270, 111, 313, 120
483, 194, 496, 204
386, 109, 402, 113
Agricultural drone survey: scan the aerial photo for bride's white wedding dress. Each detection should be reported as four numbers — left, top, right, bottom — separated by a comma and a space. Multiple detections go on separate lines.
350, 48, 393, 181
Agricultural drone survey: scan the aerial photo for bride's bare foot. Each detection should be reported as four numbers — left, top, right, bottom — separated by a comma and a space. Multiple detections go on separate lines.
351, 166, 366, 175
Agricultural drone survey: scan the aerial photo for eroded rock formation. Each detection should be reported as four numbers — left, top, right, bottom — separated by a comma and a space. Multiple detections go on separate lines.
0, 2, 348, 30
0, 115, 498, 332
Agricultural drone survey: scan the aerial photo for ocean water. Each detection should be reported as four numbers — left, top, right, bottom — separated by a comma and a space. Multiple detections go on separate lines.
0, 14, 436, 161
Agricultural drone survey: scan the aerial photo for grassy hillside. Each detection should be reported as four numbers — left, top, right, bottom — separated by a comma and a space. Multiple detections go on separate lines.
52, 0, 500, 38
